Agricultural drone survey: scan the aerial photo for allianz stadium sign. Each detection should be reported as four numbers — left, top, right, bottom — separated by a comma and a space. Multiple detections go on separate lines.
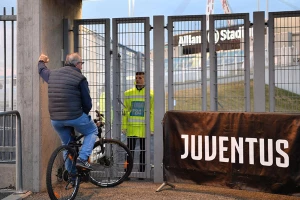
178, 27, 244, 46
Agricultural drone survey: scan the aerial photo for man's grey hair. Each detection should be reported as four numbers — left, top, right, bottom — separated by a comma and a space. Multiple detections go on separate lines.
65, 53, 81, 66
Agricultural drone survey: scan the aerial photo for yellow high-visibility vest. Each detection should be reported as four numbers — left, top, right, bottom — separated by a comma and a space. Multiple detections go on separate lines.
122, 87, 154, 138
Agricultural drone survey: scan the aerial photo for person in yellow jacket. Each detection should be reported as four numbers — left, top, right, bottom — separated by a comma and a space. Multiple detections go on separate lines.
122, 72, 154, 175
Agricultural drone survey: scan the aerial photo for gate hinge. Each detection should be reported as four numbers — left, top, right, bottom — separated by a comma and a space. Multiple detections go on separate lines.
150, 26, 153, 31
164, 24, 173, 30
265, 21, 268, 27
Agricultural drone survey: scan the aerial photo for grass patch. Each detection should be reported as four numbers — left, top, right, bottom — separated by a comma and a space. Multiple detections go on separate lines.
167, 80, 300, 113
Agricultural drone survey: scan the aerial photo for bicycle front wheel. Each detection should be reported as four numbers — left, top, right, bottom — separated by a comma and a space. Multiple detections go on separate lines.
89, 138, 133, 187
46, 145, 80, 200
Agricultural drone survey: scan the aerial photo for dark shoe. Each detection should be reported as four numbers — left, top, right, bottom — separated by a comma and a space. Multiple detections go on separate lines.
138, 178, 144, 180
76, 157, 92, 171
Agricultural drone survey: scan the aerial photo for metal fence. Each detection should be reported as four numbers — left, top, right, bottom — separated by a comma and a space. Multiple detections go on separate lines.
2, 9, 300, 164
269, 11, 300, 112
0, 7, 17, 163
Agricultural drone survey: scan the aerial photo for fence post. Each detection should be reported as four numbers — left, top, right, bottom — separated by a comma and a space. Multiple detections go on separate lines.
253, 11, 266, 112
153, 15, 164, 183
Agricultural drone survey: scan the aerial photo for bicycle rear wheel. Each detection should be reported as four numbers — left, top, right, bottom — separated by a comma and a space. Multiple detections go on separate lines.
46, 145, 80, 200
89, 138, 133, 187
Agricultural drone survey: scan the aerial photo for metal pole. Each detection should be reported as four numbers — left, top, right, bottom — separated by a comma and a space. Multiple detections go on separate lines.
209, 15, 217, 111
266, 0, 269, 19
201, 15, 207, 111
268, 12, 275, 112
4, 7, 7, 112
104, 19, 111, 138
167, 16, 174, 111
11, 7, 14, 110
153, 15, 164, 183
253, 12, 266, 112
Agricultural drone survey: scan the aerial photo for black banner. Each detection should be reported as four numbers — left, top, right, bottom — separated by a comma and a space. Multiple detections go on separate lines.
163, 111, 300, 194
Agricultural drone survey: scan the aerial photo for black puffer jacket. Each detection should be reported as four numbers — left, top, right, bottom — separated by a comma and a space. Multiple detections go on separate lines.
48, 66, 86, 120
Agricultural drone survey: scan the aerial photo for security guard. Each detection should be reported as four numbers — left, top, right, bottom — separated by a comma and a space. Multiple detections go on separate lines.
122, 72, 154, 175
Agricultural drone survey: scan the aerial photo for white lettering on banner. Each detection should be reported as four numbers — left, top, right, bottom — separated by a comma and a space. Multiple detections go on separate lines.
181, 135, 289, 168
178, 27, 244, 46
205, 136, 216, 161
276, 140, 289, 168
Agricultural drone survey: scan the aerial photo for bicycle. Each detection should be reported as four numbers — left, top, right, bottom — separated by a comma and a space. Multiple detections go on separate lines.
46, 110, 133, 200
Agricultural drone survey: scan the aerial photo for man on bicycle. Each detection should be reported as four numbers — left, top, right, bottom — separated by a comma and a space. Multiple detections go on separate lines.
38, 52, 97, 171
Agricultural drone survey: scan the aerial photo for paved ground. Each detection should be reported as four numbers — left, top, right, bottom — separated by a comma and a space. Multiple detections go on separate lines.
18, 179, 300, 200
0, 190, 13, 199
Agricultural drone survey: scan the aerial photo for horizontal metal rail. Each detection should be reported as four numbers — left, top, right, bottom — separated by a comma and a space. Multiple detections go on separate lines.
0, 15, 16, 21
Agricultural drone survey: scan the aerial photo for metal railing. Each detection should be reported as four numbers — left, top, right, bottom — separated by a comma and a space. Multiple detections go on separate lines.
0, 7, 17, 112
0, 110, 24, 193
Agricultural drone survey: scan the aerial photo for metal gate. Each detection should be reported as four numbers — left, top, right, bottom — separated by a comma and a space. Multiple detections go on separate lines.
73, 19, 111, 128
167, 14, 250, 112
73, 17, 152, 180
268, 11, 300, 112
167, 15, 207, 111
112, 17, 151, 180
208, 13, 250, 112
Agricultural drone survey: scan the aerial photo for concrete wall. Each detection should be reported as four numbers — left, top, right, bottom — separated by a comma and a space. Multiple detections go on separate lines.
16, 0, 81, 192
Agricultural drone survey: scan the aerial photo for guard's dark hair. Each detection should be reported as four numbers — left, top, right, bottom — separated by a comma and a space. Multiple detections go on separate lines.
136, 72, 145, 75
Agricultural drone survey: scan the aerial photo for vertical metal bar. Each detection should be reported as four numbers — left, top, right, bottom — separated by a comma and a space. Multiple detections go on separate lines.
167, 16, 174, 111
3, 8, 7, 154
105, 19, 111, 136
209, 14, 217, 111
11, 7, 14, 111
144, 17, 151, 179
122, 47, 127, 92
153, 15, 164, 183
11, 8, 15, 161
15, 112, 23, 193
253, 11, 266, 112
4, 7, 7, 111
112, 18, 120, 139
244, 13, 251, 112
268, 12, 275, 112
201, 15, 207, 111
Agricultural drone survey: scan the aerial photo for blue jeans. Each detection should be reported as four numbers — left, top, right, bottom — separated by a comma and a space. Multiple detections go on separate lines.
51, 113, 98, 173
